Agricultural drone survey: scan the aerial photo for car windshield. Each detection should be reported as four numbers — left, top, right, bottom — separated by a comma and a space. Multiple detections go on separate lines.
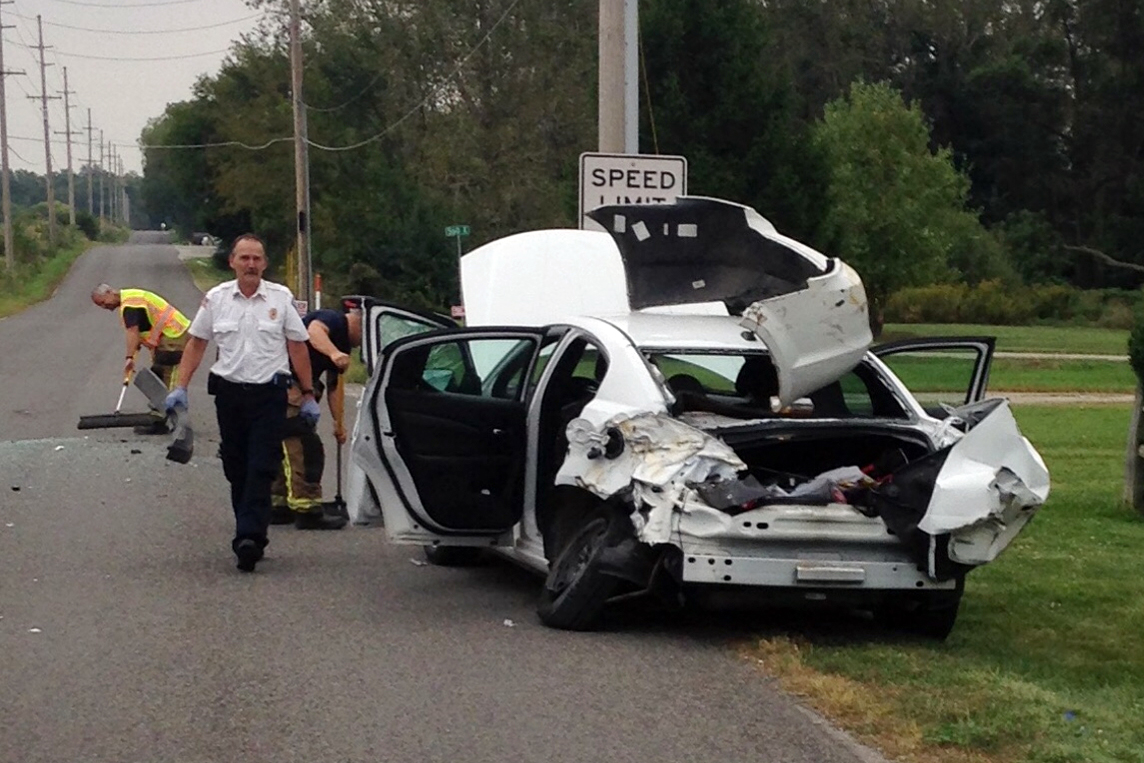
646, 351, 911, 421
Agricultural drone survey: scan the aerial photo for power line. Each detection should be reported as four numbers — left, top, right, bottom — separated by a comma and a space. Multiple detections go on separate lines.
3, 36, 228, 61
143, 0, 523, 154
16, 12, 262, 35
44, 0, 209, 8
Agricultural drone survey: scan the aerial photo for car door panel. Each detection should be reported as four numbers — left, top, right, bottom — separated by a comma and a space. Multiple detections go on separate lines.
873, 337, 996, 412
356, 327, 546, 544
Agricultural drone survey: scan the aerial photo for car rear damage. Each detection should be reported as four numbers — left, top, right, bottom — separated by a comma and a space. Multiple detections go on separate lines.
551, 396, 1049, 634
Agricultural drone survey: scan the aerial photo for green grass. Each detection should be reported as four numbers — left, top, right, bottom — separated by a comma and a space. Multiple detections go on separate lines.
746, 404, 1144, 762
883, 323, 1129, 356
884, 355, 1135, 395
0, 237, 94, 318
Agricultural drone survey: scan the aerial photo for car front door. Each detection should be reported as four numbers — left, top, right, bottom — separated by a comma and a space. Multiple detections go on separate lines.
354, 328, 547, 546
873, 337, 996, 415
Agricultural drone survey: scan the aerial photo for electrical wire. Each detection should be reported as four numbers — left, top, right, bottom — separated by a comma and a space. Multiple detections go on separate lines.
16, 12, 262, 35
43, 0, 209, 8
143, 0, 522, 154
306, 0, 523, 151
3, 35, 228, 61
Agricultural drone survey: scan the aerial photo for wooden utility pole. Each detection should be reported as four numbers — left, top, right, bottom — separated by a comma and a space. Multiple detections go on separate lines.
85, 108, 92, 215
0, 1, 23, 271
97, 132, 104, 224
56, 66, 76, 226
289, 0, 312, 307
32, 15, 57, 244
109, 144, 117, 224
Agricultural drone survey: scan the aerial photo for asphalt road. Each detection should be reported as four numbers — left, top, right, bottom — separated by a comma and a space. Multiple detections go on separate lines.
0, 233, 886, 763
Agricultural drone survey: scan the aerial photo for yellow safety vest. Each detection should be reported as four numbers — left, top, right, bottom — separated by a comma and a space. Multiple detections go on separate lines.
119, 289, 190, 349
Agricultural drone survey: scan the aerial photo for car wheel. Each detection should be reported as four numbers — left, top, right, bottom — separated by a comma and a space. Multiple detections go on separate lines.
537, 506, 625, 631
875, 584, 963, 640
422, 545, 485, 566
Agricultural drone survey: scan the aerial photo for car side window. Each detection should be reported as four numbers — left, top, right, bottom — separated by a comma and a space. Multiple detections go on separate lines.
390, 337, 537, 400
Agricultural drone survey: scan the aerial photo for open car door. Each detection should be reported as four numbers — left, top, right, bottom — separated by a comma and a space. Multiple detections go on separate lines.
358, 297, 455, 376
873, 336, 996, 416
353, 327, 547, 546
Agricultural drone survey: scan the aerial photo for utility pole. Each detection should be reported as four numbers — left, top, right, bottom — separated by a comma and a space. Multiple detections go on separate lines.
109, 144, 117, 224
85, 108, 92, 215
55, 66, 76, 226
289, 0, 312, 307
598, 0, 638, 153
0, 1, 24, 271
31, 15, 58, 244
98, 132, 104, 224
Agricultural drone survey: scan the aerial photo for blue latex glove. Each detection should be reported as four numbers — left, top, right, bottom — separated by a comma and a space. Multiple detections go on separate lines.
164, 386, 188, 413
299, 397, 320, 427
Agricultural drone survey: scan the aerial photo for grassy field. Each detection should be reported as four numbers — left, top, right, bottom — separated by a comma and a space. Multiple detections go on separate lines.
744, 403, 1144, 763
0, 238, 95, 319
885, 355, 1135, 395
883, 323, 1129, 356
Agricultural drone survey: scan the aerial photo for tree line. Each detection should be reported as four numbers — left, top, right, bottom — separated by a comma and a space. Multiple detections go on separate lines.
139, 0, 1144, 317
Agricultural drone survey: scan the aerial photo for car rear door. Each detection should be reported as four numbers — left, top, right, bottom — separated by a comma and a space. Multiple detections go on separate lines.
873, 337, 996, 415
353, 328, 547, 546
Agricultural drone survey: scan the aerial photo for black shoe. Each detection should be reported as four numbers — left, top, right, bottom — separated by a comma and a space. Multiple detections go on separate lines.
235, 539, 262, 572
270, 506, 294, 525
295, 510, 347, 531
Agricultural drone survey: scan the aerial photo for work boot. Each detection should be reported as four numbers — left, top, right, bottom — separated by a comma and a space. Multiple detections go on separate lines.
234, 539, 262, 572
294, 508, 347, 531
269, 506, 294, 525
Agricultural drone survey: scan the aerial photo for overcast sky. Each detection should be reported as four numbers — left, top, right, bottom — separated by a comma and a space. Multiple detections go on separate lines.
3, 0, 267, 177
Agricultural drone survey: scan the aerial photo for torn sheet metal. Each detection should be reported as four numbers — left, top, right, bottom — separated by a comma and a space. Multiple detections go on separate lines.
920, 400, 1049, 563
556, 413, 746, 543
739, 260, 873, 407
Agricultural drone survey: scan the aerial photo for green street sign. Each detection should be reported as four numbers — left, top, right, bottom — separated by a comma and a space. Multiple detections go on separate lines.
445, 225, 471, 237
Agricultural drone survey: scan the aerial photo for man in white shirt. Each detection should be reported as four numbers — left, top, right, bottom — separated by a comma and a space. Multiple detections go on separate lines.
165, 234, 319, 572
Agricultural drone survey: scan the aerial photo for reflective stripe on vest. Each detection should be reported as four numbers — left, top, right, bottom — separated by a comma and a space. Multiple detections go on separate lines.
119, 289, 190, 349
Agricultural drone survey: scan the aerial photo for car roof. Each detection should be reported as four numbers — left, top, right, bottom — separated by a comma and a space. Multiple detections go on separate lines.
589, 311, 765, 352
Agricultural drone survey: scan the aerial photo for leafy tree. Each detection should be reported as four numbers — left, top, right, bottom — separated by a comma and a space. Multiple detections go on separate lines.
640, 0, 826, 240
812, 80, 986, 332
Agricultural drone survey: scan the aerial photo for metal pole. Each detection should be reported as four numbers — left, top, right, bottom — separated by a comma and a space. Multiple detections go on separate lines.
598, 0, 638, 153
289, 0, 312, 307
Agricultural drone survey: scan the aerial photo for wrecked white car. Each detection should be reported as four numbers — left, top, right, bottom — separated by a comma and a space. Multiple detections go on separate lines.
351, 196, 1049, 638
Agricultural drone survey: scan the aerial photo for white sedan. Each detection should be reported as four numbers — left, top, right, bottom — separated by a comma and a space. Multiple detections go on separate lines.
350, 197, 1049, 638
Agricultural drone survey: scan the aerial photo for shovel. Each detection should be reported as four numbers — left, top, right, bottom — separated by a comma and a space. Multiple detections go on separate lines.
76, 372, 157, 430
325, 375, 350, 520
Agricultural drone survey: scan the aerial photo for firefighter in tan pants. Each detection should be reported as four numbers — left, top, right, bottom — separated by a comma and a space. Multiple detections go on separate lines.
271, 302, 362, 530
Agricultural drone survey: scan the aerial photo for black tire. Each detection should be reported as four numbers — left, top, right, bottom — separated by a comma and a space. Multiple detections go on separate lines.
537, 506, 625, 630
422, 545, 486, 567
875, 581, 964, 640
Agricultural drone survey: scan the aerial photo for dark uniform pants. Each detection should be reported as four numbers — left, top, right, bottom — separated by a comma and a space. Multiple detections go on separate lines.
210, 374, 288, 550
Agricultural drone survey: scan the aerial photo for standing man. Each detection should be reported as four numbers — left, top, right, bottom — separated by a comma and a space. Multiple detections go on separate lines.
271, 300, 363, 530
91, 284, 191, 434
164, 234, 319, 573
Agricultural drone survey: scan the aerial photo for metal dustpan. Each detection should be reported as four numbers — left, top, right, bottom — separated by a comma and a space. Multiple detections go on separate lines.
132, 368, 195, 464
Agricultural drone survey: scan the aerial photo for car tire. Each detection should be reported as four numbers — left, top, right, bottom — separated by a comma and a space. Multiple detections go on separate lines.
422, 545, 486, 567
537, 506, 625, 631
875, 581, 964, 640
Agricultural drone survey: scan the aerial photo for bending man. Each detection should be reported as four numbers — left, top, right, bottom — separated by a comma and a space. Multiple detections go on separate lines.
92, 283, 190, 434
271, 300, 363, 530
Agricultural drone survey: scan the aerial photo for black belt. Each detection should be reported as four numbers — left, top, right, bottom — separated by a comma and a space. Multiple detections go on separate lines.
208, 372, 291, 394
